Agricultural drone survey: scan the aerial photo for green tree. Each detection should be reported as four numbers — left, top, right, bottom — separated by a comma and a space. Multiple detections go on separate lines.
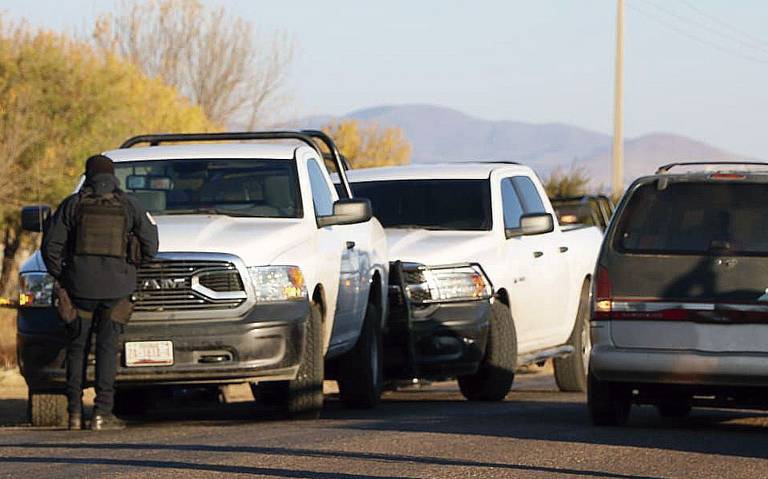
0, 18, 217, 296
322, 119, 411, 169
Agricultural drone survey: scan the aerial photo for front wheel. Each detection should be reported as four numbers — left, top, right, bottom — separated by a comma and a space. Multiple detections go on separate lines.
457, 301, 517, 401
554, 280, 591, 392
254, 303, 324, 419
337, 297, 383, 409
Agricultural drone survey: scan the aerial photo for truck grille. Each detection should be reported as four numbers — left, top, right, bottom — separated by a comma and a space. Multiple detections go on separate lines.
134, 259, 247, 312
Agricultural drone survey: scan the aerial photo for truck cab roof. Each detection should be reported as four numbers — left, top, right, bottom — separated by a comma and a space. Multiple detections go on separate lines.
103, 143, 310, 162
346, 163, 536, 182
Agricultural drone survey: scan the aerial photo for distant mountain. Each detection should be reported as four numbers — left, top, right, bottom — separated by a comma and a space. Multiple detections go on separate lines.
294, 104, 746, 188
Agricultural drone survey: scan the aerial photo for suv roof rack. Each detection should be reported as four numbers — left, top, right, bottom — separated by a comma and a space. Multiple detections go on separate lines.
656, 161, 768, 174
119, 130, 352, 198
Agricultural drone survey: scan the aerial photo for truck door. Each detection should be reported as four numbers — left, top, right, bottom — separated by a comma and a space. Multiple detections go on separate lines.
306, 159, 363, 351
512, 176, 571, 343
500, 177, 543, 351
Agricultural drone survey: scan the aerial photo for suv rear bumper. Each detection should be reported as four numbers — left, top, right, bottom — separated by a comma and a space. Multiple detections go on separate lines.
590, 344, 768, 387
18, 301, 308, 391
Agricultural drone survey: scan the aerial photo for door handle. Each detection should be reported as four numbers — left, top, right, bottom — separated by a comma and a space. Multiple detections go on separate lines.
559, 246, 569, 253
533, 251, 544, 258
346, 241, 356, 250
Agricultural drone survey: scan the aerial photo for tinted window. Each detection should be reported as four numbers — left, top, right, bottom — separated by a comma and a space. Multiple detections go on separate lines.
513, 176, 546, 213
352, 179, 492, 230
554, 202, 596, 226
615, 182, 768, 255
114, 159, 302, 218
501, 178, 524, 229
307, 159, 334, 217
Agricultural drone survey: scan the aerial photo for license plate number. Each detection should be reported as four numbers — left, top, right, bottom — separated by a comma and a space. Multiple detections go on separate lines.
125, 341, 174, 367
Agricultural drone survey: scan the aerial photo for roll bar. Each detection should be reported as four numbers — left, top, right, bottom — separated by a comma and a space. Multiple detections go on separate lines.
656, 161, 768, 174
119, 130, 353, 198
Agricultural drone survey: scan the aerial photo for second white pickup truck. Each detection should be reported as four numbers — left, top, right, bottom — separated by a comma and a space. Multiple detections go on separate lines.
347, 163, 602, 399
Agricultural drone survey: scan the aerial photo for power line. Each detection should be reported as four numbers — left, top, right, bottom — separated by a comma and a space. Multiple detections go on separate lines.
677, 0, 768, 53
634, 0, 768, 56
627, 1, 768, 65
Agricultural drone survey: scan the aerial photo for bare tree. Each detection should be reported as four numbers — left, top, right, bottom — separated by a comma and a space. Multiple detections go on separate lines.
544, 164, 591, 198
93, 0, 293, 127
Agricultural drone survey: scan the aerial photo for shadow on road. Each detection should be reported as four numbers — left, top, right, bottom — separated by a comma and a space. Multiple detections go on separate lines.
0, 455, 404, 479
331, 396, 768, 461
4, 442, 659, 479
3, 387, 768, 472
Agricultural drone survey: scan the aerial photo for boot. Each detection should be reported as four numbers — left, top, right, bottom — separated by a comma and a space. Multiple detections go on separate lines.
68, 412, 83, 431
90, 413, 126, 431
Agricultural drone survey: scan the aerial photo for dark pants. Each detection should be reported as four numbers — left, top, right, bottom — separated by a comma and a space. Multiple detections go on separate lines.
65, 298, 125, 416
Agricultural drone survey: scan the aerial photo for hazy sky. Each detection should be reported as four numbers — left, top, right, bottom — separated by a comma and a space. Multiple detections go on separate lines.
3, 0, 768, 158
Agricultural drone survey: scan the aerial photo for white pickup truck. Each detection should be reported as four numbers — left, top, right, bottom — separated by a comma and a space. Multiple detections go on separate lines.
346, 163, 602, 399
17, 131, 389, 426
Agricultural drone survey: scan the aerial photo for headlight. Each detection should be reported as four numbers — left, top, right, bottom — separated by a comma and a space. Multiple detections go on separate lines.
403, 264, 492, 304
247, 266, 307, 302
19, 272, 54, 307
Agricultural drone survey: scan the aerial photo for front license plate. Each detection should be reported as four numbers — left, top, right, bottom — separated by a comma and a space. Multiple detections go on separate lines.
125, 341, 174, 367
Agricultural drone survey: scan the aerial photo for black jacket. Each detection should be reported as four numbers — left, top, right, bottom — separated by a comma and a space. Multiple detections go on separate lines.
41, 173, 159, 300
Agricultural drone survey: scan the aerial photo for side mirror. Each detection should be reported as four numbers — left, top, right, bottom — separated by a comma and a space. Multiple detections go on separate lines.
21, 205, 52, 233
317, 198, 372, 227
520, 213, 554, 236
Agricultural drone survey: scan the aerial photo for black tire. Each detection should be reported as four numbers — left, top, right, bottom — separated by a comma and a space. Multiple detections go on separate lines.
587, 372, 631, 426
28, 392, 68, 428
457, 301, 517, 401
337, 297, 383, 409
554, 280, 591, 392
255, 303, 324, 419
657, 401, 691, 419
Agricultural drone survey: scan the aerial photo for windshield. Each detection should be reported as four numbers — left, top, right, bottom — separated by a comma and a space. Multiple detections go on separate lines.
615, 182, 768, 255
351, 179, 492, 230
115, 159, 303, 218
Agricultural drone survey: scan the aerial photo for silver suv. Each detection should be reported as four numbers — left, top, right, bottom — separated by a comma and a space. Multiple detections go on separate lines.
588, 162, 768, 426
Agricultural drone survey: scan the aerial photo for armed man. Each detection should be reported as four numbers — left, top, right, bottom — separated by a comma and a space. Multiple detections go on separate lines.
41, 155, 159, 431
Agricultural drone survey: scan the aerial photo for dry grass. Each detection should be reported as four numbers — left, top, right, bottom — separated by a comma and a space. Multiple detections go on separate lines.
0, 309, 16, 369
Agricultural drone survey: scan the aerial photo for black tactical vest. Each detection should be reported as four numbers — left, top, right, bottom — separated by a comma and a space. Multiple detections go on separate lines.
74, 191, 129, 258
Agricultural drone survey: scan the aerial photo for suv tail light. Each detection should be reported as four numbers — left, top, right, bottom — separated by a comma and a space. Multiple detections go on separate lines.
592, 266, 612, 320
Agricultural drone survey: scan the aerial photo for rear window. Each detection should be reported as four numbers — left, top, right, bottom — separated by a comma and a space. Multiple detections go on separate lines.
615, 182, 768, 255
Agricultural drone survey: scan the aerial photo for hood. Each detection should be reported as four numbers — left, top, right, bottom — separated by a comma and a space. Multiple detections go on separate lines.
385, 228, 495, 267
155, 215, 311, 266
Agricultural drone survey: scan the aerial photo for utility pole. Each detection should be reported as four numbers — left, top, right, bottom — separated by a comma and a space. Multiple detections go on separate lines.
612, 0, 625, 198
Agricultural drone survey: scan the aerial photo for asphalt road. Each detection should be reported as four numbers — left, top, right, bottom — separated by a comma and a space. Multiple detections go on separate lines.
1, 371, 767, 479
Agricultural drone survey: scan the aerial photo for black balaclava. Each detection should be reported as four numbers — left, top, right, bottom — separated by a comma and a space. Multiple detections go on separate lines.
83, 155, 118, 196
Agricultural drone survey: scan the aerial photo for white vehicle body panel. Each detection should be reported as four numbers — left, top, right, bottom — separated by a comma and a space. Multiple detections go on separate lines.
348, 164, 602, 357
